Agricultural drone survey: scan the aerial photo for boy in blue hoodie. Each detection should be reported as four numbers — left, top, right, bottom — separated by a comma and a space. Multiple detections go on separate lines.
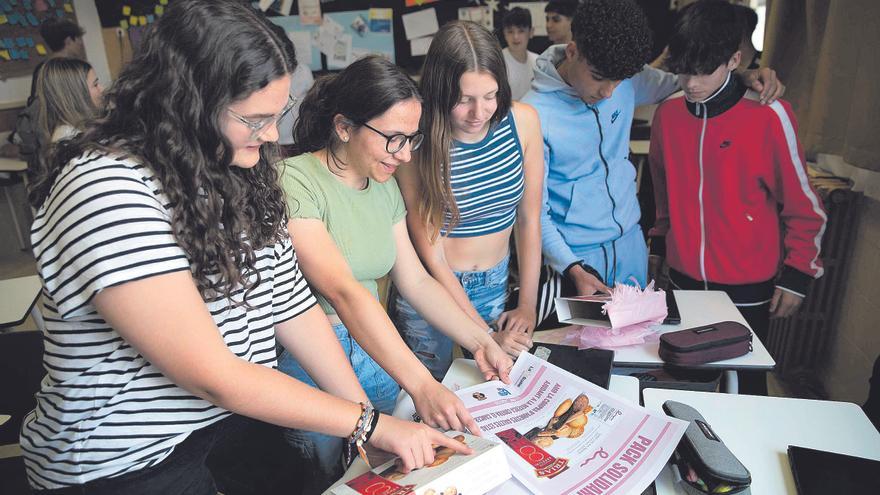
523, 0, 784, 324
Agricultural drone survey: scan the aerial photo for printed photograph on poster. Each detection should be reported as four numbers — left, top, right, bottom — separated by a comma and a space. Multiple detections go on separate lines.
401, 7, 439, 41
350, 15, 368, 37
368, 7, 392, 33
509, 2, 548, 36
298, 0, 321, 25
459, 6, 493, 31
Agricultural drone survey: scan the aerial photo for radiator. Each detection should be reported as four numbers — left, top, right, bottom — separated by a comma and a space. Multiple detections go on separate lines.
765, 187, 863, 399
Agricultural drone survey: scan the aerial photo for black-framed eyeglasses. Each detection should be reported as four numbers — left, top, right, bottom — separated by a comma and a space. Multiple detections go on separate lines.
361, 122, 424, 154
228, 94, 297, 140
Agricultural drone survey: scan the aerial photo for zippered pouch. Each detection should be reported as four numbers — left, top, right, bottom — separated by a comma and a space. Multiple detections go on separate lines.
663, 401, 751, 494
659, 321, 752, 366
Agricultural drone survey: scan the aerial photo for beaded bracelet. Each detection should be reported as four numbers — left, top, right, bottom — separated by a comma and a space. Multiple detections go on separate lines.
345, 400, 374, 466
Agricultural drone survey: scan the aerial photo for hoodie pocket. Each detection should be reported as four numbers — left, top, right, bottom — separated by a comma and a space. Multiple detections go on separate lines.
563, 175, 614, 233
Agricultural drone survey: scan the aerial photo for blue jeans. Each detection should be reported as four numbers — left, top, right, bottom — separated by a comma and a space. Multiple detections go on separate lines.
277, 322, 399, 495
392, 255, 509, 381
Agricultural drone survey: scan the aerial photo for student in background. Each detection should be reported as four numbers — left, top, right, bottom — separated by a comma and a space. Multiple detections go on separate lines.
648, 0, 826, 395
523, 0, 785, 327
278, 56, 512, 494
20, 2, 465, 492
2, 18, 88, 160
33, 57, 103, 145
545, 0, 578, 45
501, 7, 539, 100
394, 21, 544, 379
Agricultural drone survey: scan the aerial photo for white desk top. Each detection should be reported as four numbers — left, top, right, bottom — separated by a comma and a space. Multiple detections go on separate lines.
0, 275, 41, 328
0, 157, 27, 173
533, 290, 776, 370
643, 389, 880, 495
325, 360, 641, 494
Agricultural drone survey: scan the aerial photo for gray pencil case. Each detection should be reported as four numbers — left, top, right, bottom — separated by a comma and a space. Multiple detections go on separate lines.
663, 400, 751, 494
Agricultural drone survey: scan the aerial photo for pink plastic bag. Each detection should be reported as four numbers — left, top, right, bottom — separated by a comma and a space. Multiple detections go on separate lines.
563, 281, 668, 349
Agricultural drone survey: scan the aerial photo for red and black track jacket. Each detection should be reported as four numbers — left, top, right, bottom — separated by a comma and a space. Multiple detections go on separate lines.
648, 75, 827, 298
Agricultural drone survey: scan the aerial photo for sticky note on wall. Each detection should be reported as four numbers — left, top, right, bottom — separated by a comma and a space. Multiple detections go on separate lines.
63, 2, 72, 13
35, 43, 46, 54
122, 5, 130, 16
155, 5, 163, 15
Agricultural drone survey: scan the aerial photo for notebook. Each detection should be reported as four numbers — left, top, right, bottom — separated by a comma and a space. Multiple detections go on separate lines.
529, 343, 614, 389
787, 445, 880, 495
663, 290, 681, 325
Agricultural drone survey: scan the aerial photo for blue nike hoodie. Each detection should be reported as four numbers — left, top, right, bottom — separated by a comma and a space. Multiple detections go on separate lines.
523, 45, 678, 285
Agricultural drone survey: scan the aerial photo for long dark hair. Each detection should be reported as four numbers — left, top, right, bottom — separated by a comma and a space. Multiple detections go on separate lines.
416, 21, 512, 239
30, 0, 296, 303
292, 55, 420, 164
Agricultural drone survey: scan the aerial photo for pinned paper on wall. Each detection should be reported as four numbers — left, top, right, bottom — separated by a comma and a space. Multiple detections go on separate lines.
286, 30, 311, 66
316, 15, 344, 56
122, 5, 130, 16
63, 3, 72, 13
367, 8, 391, 33
458, 6, 493, 31
404, 0, 439, 6
401, 8, 438, 41
35, 42, 45, 54
257, 0, 274, 12
0, 50, 10, 61
159, 0, 167, 5
410, 36, 432, 57
0, 15, 7, 24
119, 19, 128, 30
154, 5, 163, 16
509, 2, 548, 36
327, 33, 353, 69
298, 0, 320, 25
129, 15, 137, 26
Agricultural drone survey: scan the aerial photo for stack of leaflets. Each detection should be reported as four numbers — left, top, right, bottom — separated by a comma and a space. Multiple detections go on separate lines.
331, 431, 510, 495
396, 352, 688, 494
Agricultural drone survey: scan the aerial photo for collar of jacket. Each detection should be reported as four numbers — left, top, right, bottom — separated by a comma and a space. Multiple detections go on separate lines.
685, 72, 747, 118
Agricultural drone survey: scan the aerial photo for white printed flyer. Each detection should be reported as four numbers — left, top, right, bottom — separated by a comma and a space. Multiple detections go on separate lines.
460, 352, 687, 495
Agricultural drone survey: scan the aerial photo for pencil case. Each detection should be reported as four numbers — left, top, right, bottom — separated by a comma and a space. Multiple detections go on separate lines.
663, 401, 751, 494
658, 321, 752, 366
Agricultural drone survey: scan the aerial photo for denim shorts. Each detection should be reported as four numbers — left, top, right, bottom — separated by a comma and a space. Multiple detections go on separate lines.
391, 255, 509, 381
276, 321, 399, 495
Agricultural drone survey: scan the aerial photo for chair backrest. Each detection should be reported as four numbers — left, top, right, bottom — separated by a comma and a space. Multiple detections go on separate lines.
0, 330, 45, 445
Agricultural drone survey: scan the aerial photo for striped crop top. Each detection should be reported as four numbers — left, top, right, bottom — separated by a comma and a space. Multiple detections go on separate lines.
441, 112, 525, 237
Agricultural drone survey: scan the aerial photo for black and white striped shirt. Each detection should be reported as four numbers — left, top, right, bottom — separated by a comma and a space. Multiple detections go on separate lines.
21, 151, 316, 489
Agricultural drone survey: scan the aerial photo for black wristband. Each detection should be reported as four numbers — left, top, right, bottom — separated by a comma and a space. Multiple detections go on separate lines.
364, 411, 381, 445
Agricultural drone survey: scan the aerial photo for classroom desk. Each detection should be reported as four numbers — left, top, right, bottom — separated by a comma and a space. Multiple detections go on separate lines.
532, 290, 776, 371
643, 389, 880, 495
0, 275, 41, 330
0, 157, 29, 250
324, 360, 641, 494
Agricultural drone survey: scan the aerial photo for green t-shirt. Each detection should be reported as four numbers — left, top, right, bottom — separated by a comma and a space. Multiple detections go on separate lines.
278, 153, 406, 314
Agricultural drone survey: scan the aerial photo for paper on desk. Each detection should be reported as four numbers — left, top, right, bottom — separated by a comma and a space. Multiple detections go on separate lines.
464, 353, 685, 495
394, 353, 687, 495
402, 8, 439, 40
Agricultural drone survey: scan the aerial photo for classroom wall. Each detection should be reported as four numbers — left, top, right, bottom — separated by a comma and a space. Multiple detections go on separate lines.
820, 157, 880, 405
0, 0, 111, 111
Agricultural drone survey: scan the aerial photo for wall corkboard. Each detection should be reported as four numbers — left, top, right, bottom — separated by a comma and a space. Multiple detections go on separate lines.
0, 0, 79, 79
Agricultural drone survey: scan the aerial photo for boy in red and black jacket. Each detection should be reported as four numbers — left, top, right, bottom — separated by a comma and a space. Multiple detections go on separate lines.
648, 0, 827, 395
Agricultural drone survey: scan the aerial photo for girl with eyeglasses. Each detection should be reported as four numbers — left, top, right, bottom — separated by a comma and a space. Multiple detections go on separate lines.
276, 55, 513, 494
392, 21, 545, 379
20, 3, 466, 493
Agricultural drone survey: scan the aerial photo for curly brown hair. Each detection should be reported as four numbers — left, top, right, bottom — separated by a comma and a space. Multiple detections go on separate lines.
29, 0, 295, 304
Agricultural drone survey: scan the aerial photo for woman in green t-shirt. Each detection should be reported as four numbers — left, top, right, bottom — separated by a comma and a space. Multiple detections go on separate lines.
276, 56, 513, 494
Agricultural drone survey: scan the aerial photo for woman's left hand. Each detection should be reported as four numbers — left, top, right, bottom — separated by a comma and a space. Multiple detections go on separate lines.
496, 307, 537, 335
